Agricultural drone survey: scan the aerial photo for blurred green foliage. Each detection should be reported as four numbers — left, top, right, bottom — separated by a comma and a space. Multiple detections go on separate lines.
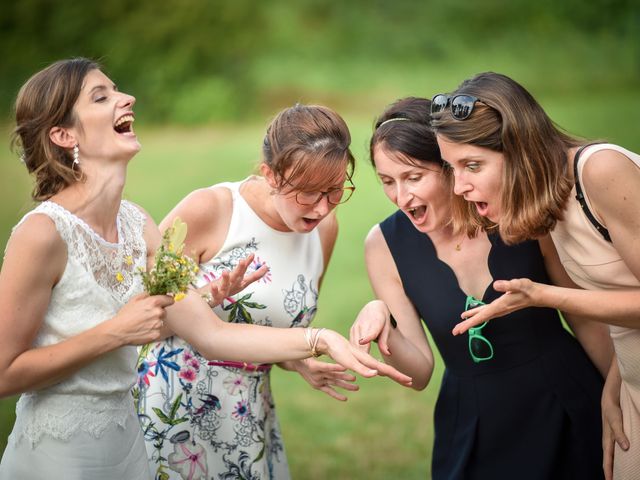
1, 2, 640, 476
1, 0, 638, 123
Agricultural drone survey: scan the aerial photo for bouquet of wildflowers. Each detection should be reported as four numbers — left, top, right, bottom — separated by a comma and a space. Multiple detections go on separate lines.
139, 218, 198, 301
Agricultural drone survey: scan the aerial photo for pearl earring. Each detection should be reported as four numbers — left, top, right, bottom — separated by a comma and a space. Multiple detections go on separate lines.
73, 144, 80, 166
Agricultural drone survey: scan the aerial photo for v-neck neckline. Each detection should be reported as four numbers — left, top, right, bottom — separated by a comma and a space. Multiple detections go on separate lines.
420, 230, 495, 303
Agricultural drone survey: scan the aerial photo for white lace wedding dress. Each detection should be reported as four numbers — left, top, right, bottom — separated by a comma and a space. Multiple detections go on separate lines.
0, 200, 151, 479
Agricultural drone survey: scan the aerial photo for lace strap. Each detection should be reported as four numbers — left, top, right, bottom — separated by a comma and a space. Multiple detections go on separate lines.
12, 202, 75, 246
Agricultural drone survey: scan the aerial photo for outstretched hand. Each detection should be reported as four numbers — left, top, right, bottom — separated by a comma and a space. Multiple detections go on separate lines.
349, 300, 392, 355
320, 329, 412, 387
200, 253, 269, 307
452, 278, 539, 335
293, 357, 358, 401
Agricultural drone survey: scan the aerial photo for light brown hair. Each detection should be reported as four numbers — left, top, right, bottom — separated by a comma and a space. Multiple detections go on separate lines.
12, 58, 100, 201
262, 104, 355, 191
431, 72, 584, 244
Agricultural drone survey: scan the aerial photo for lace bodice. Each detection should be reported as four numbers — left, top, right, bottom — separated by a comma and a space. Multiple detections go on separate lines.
10, 200, 147, 447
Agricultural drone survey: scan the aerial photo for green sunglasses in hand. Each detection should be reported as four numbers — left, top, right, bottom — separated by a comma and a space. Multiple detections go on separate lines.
465, 296, 494, 363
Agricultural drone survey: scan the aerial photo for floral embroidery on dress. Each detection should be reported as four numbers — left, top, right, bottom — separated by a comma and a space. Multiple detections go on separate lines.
201, 238, 271, 286
136, 183, 323, 479
283, 274, 318, 327
136, 337, 285, 479
222, 292, 268, 325
168, 441, 208, 480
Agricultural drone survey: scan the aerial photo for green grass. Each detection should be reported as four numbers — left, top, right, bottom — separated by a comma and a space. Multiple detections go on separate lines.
1, 90, 639, 477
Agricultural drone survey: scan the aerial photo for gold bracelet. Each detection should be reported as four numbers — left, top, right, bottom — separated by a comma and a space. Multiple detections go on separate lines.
304, 327, 314, 356
311, 328, 325, 357
201, 291, 214, 307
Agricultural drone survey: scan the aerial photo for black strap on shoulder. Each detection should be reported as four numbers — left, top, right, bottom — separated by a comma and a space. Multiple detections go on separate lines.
573, 143, 611, 242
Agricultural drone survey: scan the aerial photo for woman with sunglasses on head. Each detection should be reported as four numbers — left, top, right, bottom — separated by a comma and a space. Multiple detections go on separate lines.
0, 59, 411, 479
431, 72, 640, 479
350, 96, 608, 479
137, 104, 363, 479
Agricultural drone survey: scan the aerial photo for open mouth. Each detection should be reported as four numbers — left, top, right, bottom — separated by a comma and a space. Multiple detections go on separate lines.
114, 114, 134, 134
475, 202, 489, 216
407, 206, 427, 222
302, 217, 321, 229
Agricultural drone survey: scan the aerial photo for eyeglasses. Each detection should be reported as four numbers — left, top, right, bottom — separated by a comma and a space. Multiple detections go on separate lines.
431, 94, 480, 120
286, 180, 356, 206
465, 295, 494, 363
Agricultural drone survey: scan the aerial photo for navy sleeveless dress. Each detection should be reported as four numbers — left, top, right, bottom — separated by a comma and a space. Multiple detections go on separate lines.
380, 211, 604, 480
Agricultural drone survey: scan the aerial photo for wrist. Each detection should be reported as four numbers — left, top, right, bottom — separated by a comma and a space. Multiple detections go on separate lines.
94, 320, 125, 351
277, 359, 299, 371
312, 328, 332, 357
196, 286, 215, 308
530, 281, 550, 308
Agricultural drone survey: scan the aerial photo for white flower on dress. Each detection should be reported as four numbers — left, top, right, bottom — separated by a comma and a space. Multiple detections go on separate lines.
168, 441, 208, 480
223, 374, 249, 395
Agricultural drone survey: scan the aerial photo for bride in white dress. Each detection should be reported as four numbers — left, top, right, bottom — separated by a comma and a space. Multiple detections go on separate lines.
0, 58, 411, 479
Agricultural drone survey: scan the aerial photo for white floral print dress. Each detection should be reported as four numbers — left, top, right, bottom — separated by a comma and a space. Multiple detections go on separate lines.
136, 179, 324, 480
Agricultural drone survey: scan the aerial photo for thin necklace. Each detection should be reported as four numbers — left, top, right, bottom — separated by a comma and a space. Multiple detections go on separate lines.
455, 234, 465, 251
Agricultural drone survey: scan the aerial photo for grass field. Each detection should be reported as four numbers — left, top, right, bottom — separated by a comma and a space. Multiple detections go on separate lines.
0, 89, 639, 478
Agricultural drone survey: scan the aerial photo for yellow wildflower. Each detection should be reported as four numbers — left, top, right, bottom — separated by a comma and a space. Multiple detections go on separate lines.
115, 272, 124, 282
125, 256, 133, 266
138, 217, 196, 297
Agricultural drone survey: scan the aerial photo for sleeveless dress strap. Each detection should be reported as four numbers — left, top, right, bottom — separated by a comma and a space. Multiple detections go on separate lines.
573, 143, 611, 242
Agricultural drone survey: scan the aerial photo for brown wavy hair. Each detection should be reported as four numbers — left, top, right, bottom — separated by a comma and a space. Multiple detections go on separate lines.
431, 72, 584, 244
262, 104, 355, 191
12, 58, 100, 201
370, 96, 477, 238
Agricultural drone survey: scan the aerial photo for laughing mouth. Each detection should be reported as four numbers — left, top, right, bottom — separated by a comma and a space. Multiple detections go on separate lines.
407, 206, 426, 220
114, 114, 134, 134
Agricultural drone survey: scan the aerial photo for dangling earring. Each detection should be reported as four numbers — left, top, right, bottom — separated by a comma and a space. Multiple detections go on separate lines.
72, 144, 80, 166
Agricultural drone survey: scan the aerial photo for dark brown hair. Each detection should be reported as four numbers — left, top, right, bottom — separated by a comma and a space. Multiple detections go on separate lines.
370, 97, 441, 168
12, 58, 100, 201
431, 72, 583, 244
371, 96, 477, 237
262, 104, 355, 191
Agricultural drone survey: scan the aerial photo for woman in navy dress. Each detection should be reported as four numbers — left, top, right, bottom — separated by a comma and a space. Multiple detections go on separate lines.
350, 97, 611, 479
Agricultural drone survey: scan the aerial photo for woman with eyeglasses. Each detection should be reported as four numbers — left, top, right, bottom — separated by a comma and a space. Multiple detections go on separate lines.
350, 96, 608, 479
137, 104, 362, 479
431, 72, 640, 479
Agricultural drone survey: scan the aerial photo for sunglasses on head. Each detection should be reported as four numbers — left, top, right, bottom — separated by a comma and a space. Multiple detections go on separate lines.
464, 295, 494, 363
431, 94, 481, 120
